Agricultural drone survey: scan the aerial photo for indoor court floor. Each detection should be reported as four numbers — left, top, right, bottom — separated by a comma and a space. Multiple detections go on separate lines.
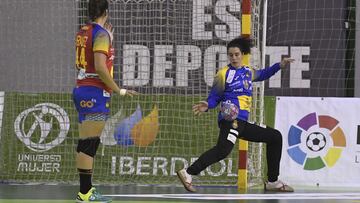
0, 184, 359, 203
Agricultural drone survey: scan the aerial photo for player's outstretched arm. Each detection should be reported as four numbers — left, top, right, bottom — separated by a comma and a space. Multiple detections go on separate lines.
252, 58, 295, 82
94, 24, 140, 97
192, 101, 208, 116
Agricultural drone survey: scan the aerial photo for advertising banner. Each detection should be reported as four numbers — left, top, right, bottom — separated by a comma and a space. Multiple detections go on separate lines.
275, 97, 360, 187
0, 93, 238, 184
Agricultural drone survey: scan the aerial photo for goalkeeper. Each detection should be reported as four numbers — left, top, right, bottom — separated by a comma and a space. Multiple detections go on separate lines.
73, 0, 138, 202
177, 36, 294, 193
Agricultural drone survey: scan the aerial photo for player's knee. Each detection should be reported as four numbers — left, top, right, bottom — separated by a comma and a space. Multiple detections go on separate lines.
272, 129, 282, 145
216, 145, 233, 160
76, 137, 100, 157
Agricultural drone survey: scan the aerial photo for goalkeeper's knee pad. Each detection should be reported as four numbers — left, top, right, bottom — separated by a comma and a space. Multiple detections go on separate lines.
76, 137, 100, 157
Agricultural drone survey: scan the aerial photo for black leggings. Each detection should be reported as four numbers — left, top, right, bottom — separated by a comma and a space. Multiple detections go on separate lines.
187, 119, 282, 182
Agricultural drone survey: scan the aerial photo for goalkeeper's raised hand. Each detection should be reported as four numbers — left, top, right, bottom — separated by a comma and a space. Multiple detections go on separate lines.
192, 101, 208, 116
280, 58, 295, 68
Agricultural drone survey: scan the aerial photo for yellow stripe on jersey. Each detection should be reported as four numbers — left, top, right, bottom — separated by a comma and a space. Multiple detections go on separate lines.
214, 65, 229, 92
237, 95, 252, 112
249, 67, 255, 81
218, 66, 229, 88
93, 31, 110, 55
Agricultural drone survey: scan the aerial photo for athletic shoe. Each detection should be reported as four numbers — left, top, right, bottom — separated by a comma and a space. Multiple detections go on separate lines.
176, 168, 196, 192
76, 187, 112, 202
264, 180, 294, 192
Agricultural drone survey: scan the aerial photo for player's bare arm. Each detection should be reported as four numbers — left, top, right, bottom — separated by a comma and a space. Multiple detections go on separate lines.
94, 52, 139, 97
94, 52, 122, 93
192, 101, 208, 116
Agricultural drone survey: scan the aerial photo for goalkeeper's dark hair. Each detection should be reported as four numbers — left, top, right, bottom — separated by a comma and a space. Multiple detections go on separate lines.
88, 0, 109, 21
227, 36, 254, 55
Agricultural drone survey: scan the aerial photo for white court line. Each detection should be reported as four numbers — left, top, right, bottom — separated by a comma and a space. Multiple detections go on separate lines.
106, 193, 360, 200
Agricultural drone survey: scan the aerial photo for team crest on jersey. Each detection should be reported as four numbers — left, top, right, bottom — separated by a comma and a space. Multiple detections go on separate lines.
226, 70, 236, 83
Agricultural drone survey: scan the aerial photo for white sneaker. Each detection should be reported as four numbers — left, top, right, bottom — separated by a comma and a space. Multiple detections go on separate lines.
264, 180, 294, 192
176, 168, 196, 192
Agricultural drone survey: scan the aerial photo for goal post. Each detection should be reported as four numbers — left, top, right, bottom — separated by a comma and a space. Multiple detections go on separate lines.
238, 0, 268, 190
237, 0, 251, 190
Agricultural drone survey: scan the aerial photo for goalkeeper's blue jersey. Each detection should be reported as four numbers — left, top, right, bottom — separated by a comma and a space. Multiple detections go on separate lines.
207, 63, 281, 122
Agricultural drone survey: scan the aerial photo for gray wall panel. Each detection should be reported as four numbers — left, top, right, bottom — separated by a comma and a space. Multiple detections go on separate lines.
0, 0, 76, 93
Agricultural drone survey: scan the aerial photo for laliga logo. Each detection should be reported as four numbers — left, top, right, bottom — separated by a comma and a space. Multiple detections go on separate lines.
101, 104, 159, 147
14, 103, 70, 152
287, 112, 346, 170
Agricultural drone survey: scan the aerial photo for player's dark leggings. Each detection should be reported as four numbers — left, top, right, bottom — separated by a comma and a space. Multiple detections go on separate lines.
187, 119, 282, 182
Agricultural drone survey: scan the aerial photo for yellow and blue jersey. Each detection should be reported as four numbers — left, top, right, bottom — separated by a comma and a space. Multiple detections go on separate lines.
207, 63, 281, 121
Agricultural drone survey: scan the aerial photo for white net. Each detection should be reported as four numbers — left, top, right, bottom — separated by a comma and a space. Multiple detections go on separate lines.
0, 0, 355, 188
264, 0, 355, 97
96, 0, 247, 185
247, 0, 266, 187
0, 0, 249, 186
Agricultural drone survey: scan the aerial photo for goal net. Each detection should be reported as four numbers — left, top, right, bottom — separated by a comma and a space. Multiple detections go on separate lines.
0, 0, 355, 188
0, 0, 249, 186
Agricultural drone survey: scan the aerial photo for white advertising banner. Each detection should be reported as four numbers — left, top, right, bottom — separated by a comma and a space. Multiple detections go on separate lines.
275, 97, 360, 187
0, 92, 4, 140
